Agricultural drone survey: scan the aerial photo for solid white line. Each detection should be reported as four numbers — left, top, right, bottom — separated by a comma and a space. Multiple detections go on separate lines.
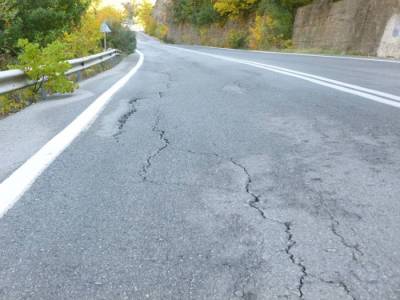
168, 45, 400, 108
187, 44, 400, 64
247, 61, 400, 102
0, 50, 145, 218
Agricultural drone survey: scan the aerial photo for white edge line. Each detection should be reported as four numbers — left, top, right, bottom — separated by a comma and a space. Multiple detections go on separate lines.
184, 44, 400, 64
0, 50, 145, 218
168, 45, 400, 108
246, 61, 400, 102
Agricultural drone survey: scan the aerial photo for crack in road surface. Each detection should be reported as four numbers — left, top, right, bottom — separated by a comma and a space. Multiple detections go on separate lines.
229, 159, 267, 220
139, 115, 170, 181
319, 277, 357, 300
284, 222, 308, 299
314, 190, 364, 261
113, 97, 142, 140
230, 158, 311, 299
330, 220, 364, 259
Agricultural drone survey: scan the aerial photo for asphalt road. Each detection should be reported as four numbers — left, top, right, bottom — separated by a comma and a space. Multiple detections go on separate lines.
1, 33, 400, 299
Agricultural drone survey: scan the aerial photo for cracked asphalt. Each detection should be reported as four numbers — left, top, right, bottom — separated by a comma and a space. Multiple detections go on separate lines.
1, 33, 400, 299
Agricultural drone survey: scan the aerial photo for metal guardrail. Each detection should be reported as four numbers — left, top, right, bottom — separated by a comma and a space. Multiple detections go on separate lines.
0, 49, 121, 96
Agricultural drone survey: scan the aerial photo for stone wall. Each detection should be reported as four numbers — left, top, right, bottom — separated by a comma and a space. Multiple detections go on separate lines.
293, 0, 400, 57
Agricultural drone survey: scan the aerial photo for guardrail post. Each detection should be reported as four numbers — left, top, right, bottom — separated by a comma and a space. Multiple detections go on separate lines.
40, 87, 47, 100
77, 70, 82, 82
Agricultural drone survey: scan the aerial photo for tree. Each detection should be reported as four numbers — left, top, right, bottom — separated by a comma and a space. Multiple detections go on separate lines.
122, 1, 137, 21
137, 0, 157, 35
172, 0, 219, 26
63, 11, 102, 57
213, 0, 258, 17
0, 0, 90, 54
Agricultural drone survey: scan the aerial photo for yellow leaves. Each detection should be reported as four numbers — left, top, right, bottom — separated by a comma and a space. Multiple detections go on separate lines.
137, 0, 163, 38
249, 15, 292, 50
214, 0, 258, 17
156, 24, 169, 41
137, 0, 153, 26
95, 6, 124, 25
62, 5, 125, 57
249, 15, 272, 49
63, 12, 102, 57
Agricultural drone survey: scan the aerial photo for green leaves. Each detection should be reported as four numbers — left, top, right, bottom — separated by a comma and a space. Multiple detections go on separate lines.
1, 0, 89, 56
107, 22, 137, 54
11, 39, 76, 95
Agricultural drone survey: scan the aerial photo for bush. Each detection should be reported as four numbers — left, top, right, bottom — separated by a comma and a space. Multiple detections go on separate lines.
0, 89, 36, 116
108, 22, 137, 54
11, 39, 76, 95
227, 30, 248, 49
172, 0, 220, 26
249, 15, 291, 49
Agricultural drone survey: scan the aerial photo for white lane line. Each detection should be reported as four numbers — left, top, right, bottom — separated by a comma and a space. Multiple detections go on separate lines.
0, 50, 145, 218
187, 44, 400, 64
247, 61, 400, 102
169, 45, 400, 108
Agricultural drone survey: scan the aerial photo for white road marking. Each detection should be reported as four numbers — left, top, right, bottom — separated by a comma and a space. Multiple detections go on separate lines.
0, 50, 145, 218
169, 45, 400, 108
189, 44, 400, 64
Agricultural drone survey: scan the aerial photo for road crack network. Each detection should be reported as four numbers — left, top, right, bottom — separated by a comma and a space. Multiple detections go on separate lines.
139, 115, 170, 181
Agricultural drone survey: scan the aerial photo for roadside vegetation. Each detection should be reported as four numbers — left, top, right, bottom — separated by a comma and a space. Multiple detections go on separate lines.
0, 0, 136, 116
140, 0, 313, 49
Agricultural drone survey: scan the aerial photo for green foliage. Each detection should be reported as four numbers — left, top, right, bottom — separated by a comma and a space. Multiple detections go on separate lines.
0, 0, 90, 55
214, 0, 258, 17
227, 30, 248, 48
11, 39, 76, 95
172, 0, 220, 26
170, 0, 314, 50
257, 0, 293, 39
0, 89, 37, 116
108, 22, 137, 54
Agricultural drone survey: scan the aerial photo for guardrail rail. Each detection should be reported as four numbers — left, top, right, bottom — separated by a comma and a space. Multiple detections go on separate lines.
0, 49, 121, 96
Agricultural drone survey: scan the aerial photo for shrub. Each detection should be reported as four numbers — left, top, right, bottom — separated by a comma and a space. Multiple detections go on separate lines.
249, 15, 291, 49
155, 24, 169, 42
227, 30, 248, 49
214, 0, 258, 18
11, 39, 76, 95
0, 88, 38, 116
173, 0, 220, 26
108, 22, 137, 54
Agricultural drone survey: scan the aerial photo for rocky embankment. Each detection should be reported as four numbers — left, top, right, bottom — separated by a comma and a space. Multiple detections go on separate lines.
153, 0, 400, 58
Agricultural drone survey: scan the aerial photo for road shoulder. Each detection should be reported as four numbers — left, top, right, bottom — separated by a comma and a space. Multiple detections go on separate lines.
0, 53, 140, 182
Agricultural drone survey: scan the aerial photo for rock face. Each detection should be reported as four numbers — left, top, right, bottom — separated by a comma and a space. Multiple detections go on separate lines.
152, 0, 252, 47
378, 14, 400, 58
293, 0, 400, 57
152, 0, 172, 25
